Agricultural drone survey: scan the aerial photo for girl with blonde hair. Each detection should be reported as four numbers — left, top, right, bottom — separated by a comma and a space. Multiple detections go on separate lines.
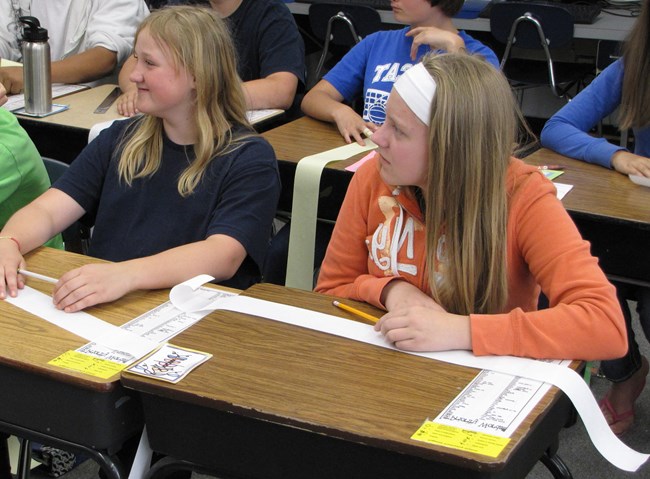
317, 52, 626, 361
0, 6, 281, 310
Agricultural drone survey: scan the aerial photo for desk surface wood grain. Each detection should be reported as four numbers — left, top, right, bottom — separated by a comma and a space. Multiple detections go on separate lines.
122, 282, 565, 470
262, 115, 371, 169
526, 148, 650, 225
0, 247, 169, 391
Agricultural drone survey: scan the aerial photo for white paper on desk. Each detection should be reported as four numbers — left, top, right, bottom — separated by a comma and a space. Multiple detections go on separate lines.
1, 83, 88, 112
169, 275, 649, 472
5, 286, 157, 359
76, 285, 236, 365
554, 182, 573, 200
246, 108, 282, 125
433, 367, 566, 437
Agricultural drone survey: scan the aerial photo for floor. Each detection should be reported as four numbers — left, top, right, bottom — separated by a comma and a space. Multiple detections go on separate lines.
8, 303, 649, 479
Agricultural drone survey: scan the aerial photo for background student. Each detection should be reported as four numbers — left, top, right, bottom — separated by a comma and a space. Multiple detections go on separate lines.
540, 0, 650, 435
0, 0, 149, 93
301, 0, 499, 146
0, 6, 280, 312
316, 53, 626, 361
117, 0, 305, 116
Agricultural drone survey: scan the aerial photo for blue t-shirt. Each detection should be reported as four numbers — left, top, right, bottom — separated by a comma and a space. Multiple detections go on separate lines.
55, 118, 281, 289
228, 0, 305, 85
541, 59, 650, 168
323, 27, 500, 125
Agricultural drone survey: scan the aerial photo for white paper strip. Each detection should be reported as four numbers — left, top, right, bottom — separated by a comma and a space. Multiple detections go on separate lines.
6, 286, 158, 359
286, 141, 377, 290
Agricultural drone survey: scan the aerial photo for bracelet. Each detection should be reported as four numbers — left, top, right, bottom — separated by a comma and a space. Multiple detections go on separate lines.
0, 236, 21, 251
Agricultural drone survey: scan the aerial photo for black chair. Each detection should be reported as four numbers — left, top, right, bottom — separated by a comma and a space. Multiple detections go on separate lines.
307, 3, 381, 88
42, 157, 91, 254
490, 2, 594, 101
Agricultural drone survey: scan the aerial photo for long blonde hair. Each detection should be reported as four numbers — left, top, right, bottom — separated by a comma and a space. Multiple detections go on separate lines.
422, 53, 519, 315
620, 0, 650, 130
118, 6, 251, 196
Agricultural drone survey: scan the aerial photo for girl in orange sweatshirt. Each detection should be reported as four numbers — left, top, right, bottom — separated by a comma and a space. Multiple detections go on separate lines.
316, 53, 626, 362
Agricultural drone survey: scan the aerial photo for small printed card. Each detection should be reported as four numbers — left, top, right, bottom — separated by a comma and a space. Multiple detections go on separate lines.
126, 343, 212, 383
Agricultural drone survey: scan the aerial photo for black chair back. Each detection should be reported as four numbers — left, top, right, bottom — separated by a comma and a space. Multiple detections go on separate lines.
490, 2, 574, 50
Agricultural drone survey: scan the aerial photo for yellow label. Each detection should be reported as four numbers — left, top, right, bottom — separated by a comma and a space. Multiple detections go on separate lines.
411, 421, 510, 458
48, 350, 125, 379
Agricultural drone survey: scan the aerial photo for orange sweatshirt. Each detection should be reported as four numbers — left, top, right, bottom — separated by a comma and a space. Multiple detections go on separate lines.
316, 155, 627, 360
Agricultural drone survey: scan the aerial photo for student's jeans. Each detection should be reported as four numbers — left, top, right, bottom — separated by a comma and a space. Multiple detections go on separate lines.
600, 283, 650, 382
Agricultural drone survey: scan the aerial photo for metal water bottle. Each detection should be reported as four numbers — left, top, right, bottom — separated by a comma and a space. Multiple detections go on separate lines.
20, 16, 52, 115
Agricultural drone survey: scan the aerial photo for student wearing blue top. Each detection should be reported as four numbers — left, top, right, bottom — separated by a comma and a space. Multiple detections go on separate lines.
301, 0, 499, 145
540, 0, 650, 436
0, 7, 280, 311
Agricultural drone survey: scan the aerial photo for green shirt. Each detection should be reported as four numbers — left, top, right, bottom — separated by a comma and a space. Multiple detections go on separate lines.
0, 108, 63, 249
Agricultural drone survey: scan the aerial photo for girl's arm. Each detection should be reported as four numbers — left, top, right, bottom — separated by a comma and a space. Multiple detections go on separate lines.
51, 234, 246, 313
301, 80, 377, 145
0, 189, 85, 298
471, 173, 627, 360
540, 60, 626, 169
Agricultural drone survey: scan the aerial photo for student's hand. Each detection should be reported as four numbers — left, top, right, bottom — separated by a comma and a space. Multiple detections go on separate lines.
116, 85, 139, 117
611, 150, 650, 178
0, 67, 24, 94
375, 306, 472, 352
0, 84, 7, 106
53, 263, 136, 312
0, 238, 26, 299
406, 27, 466, 61
331, 105, 378, 145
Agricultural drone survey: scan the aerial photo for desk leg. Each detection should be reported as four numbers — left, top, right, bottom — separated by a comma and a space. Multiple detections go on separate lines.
145, 456, 240, 479
0, 421, 126, 479
539, 440, 573, 479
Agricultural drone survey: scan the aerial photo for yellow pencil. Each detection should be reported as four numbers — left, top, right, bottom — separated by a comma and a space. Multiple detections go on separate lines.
332, 300, 380, 324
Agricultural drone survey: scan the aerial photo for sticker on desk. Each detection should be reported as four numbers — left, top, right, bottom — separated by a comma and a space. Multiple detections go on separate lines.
542, 169, 564, 181
411, 421, 510, 458
48, 350, 126, 379
126, 343, 211, 383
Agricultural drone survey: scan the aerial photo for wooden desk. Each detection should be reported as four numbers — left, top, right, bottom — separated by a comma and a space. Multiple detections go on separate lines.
122, 283, 573, 479
288, 2, 635, 41
526, 148, 650, 286
16, 84, 123, 164
0, 247, 170, 479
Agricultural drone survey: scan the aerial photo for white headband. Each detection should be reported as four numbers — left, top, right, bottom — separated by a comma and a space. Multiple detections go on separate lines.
393, 62, 437, 126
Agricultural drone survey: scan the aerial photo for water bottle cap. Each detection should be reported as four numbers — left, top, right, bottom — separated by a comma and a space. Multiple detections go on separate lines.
19, 16, 48, 42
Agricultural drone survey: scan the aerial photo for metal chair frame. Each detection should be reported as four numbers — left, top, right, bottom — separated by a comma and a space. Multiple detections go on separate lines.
314, 11, 362, 82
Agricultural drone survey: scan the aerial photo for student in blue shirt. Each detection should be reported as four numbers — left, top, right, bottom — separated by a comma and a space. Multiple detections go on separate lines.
301, 0, 499, 145
540, 0, 650, 436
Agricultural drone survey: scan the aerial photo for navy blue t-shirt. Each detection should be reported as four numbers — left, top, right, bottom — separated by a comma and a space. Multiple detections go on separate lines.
55, 118, 281, 289
227, 0, 305, 85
